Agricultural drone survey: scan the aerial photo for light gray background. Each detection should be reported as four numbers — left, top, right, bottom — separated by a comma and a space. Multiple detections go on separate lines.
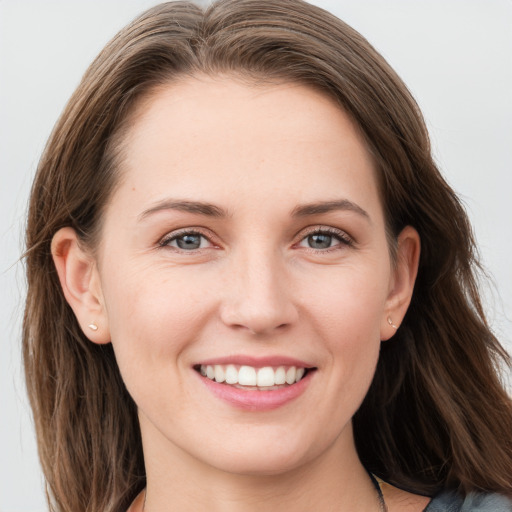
1, 1, 511, 511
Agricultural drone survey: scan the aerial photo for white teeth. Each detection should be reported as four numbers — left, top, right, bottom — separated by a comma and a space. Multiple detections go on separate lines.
214, 365, 225, 383
199, 364, 308, 387
238, 365, 257, 386
257, 367, 275, 387
285, 366, 296, 385
275, 366, 286, 385
225, 364, 238, 384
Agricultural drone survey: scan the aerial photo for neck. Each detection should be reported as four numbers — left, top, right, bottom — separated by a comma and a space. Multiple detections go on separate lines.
140, 420, 381, 512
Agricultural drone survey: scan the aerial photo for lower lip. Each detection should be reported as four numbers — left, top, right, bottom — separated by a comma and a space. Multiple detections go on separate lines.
197, 371, 314, 411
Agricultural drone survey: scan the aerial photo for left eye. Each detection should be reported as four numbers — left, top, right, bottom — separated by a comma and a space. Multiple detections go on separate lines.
298, 230, 350, 250
163, 232, 211, 250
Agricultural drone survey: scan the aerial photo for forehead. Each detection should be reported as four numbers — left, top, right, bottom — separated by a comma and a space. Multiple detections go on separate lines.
110, 75, 381, 220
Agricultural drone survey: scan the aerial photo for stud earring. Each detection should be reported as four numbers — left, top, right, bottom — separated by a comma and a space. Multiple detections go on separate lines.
88, 323, 98, 331
387, 317, 398, 330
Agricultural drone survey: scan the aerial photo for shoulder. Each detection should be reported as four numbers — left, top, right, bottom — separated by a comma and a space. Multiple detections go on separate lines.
426, 490, 512, 512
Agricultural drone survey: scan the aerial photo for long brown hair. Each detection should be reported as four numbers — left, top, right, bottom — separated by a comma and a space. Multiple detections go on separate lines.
23, 1, 512, 510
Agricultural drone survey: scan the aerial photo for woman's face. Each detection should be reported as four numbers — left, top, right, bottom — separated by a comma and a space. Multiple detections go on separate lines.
86, 76, 416, 475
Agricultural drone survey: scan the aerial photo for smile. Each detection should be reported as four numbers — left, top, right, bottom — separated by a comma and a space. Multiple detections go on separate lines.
194, 358, 316, 410
198, 364, 309, 389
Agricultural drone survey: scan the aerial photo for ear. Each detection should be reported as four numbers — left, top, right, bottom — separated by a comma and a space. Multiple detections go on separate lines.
51, 227, 110, 344
381, 226, 420, 341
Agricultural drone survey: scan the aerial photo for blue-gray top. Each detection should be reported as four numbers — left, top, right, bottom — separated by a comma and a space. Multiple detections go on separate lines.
426, 491, 512, 511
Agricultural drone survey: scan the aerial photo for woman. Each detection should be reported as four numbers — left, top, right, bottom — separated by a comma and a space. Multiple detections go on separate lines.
23, 1, 512, 511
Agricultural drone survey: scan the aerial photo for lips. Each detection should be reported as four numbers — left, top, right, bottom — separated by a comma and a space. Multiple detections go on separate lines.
194, 356, 316, 410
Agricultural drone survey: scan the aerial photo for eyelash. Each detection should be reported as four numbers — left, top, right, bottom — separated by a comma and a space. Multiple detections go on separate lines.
158, 228, 214, 252
158, 226, 354, 253
297, 226, 354, 252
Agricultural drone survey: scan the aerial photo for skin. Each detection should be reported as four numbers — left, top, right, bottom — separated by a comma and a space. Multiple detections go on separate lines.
52, 76, 426, 511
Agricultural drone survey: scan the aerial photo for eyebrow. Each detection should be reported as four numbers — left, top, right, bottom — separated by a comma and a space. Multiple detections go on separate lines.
138, 198, 370, 222
138, 199, 228, 221
291, 199, 371, 222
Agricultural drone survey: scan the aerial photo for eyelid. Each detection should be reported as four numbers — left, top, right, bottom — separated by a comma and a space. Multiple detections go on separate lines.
295, 225, 354, 249
158, 227, 218, 250
156, 224, 354, 252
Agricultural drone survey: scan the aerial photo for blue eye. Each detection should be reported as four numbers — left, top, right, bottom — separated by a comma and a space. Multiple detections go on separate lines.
298, 229, 352, 250
306, 233, 336, 249
162, 231, 211, 251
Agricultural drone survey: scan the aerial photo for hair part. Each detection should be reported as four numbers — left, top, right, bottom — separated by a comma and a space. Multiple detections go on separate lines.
24, 1, 512, 510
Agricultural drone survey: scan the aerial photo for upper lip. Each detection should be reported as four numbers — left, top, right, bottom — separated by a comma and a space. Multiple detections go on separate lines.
195, 355, 315, 368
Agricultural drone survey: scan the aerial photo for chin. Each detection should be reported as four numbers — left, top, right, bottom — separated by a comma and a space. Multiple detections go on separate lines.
209, 450, 309, 477
195, 428, 329, 477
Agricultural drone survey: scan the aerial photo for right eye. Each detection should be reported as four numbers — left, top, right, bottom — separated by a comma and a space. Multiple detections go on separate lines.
160, 230, 213, 251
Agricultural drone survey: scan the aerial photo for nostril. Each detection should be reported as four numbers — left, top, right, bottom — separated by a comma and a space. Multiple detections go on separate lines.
219, 288, 299, 335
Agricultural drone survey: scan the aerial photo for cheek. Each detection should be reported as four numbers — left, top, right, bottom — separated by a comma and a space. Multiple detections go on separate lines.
100, 263, 211, 391
304, 262, 389, 338
303, 264, 388, 400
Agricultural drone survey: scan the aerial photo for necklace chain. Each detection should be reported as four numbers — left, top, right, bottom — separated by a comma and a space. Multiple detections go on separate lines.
370, 473, 389, 512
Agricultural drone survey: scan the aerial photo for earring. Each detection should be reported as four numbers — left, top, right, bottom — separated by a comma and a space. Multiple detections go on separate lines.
387, 317, 398, 330
88, 323, 98, 331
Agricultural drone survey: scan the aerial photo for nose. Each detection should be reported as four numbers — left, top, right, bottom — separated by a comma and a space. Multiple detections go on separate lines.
219, 249, 299, 336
